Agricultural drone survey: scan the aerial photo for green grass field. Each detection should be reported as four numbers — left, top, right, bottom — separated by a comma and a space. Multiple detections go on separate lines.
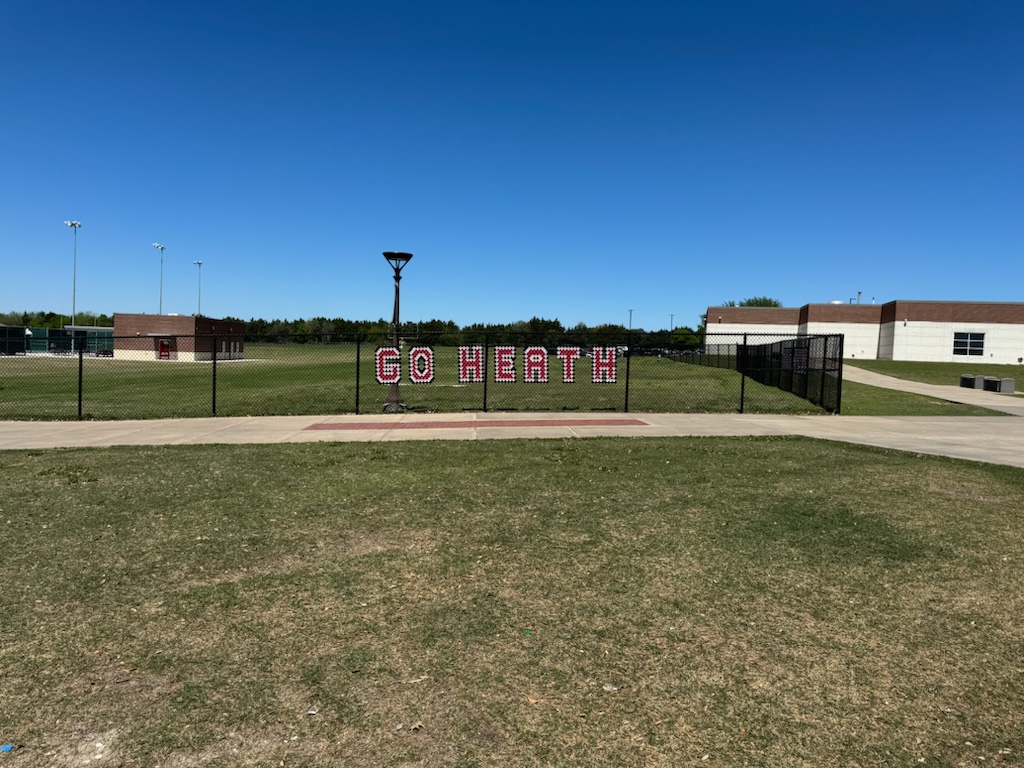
2, 437, 1023, 766
0, 345, 1006, 420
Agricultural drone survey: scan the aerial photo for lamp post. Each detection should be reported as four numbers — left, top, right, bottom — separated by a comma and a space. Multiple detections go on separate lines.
383, 251, 413, 413
192, 261, 203, 316
64, 220, 81, 351
628, 308, 633, 330
152, 243, 166, 314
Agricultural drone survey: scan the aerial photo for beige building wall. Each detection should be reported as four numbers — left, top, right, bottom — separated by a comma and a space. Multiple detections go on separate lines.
799, 322, 879, 359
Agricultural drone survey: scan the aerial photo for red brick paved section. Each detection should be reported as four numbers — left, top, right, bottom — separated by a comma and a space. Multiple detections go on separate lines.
306, 418, 649, 431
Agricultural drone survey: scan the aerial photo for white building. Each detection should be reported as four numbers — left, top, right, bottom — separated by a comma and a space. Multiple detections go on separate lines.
705, 301, 1024, 364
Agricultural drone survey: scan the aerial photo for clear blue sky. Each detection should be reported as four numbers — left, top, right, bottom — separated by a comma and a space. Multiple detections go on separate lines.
3, 0, 1021, 330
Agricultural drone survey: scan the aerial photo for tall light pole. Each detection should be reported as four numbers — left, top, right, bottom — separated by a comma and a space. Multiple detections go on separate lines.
628, 309, 633, 330
152, 243, 166, 314
65, 220, 81, 351
192, 261, 203, 316
670, 313, 674, 331
383, 251, 413, 413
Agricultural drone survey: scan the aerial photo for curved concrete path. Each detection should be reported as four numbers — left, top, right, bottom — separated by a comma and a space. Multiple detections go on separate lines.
1, 367, 1022, 467
842, 365, 1024, 416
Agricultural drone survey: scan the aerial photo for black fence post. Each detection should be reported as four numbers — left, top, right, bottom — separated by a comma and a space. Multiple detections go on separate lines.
834, 336, 844, 415
818, 338, 827, 410
77, 346, 84, 420
738, 334, 747, 414
211, 335, 218, 416
482, 332, 490, 412
624, 334, 632, 413
355, 336, 361, 414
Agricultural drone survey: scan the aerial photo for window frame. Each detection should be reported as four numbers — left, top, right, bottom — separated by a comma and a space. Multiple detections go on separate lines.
953, 331, 985, 357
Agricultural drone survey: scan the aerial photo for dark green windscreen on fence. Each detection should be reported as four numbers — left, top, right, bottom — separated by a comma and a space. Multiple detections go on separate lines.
682, 333, 843, 414
0, 326, 31, 355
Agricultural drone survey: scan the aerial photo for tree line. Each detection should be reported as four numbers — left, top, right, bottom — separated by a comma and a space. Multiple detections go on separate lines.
243, 316, 704, 348
5, 296, 783, 346
1, 310, 703, 347
0, 311, 113, 329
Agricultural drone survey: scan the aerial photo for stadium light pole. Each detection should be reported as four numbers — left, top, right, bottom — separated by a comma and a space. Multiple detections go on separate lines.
64, 220, 81, 351
383, 251, 413, 413
192, 261, 203, 316
152, 243, 166, 314
628, 308, 633, 330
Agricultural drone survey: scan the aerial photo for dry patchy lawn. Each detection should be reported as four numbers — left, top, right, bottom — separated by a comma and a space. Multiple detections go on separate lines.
1, 438, 1023, 766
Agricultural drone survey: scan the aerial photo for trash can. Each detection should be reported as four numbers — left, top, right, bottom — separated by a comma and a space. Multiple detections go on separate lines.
960, 374, 975, 388
1000, 378, 1015, 394
983, 377, 1000, 392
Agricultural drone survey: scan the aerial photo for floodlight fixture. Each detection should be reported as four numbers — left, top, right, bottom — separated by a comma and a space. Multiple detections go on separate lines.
384, 251, 413, 273
152, 243, 166, 313
192, 260, 203, 315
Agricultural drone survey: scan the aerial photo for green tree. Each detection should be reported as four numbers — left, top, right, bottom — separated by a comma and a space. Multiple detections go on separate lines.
737, 296, 782, 307
590, 324, 627, 347
672, 326, 701, 346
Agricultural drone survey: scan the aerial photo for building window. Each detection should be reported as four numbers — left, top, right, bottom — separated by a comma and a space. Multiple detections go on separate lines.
953, 332, 984, 356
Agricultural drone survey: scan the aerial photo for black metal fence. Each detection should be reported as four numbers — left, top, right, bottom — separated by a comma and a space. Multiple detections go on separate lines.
0, 326, 31, 355
0, 326, 115, 354
683, 333, 844, 414
0, 331, 843, 420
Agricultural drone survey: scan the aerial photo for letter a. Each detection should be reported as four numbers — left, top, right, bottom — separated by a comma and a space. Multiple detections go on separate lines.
524, 346, 548, 383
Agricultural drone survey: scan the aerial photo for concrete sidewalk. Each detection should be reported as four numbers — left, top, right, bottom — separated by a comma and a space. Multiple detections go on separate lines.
2, 364, 1022, 466
2, 410, 1023, 468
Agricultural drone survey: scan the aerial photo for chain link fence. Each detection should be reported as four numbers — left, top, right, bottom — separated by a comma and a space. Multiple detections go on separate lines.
684, 332, 844, 413
0, 331, 843, 420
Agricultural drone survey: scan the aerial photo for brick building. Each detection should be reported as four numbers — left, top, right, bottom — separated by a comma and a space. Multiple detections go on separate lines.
113, 314, 245, 361
705, 301, 1024, 364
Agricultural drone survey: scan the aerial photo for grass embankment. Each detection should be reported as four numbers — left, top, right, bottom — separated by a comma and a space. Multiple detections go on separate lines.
848, 359, 1023, 388
2, 438, 1022, 766
839, 380, 1002, 416
841, 360, 1020, 416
